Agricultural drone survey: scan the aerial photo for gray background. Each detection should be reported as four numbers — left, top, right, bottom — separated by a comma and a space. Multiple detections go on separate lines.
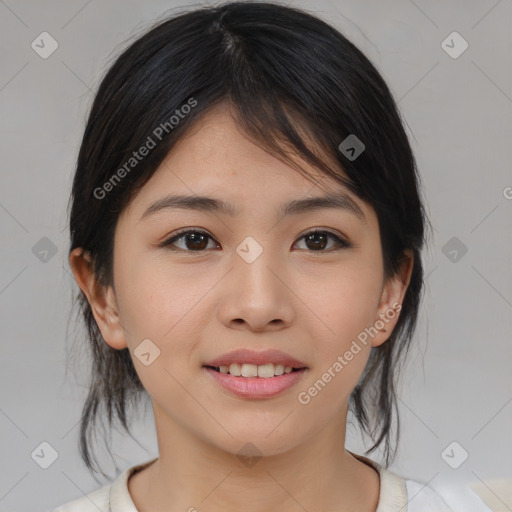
1, 1, 511, 511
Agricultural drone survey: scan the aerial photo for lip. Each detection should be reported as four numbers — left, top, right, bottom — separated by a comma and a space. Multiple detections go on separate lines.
202, 366, 308, 399
203, 348, 308, 369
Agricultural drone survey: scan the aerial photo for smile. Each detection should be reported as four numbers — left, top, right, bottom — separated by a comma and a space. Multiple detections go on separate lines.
202, 365, 308, 399
207, 362, 304, 378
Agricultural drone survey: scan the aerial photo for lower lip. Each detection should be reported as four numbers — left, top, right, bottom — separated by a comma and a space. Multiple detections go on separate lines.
202, 367, 308, 399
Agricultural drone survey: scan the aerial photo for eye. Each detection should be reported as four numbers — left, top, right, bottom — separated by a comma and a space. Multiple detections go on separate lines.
160, 228, 352, 253
294, 229, 352, 252
160, 229, 219, 252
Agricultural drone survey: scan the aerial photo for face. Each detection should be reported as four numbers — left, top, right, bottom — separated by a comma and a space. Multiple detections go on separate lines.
71, 103, 411, 458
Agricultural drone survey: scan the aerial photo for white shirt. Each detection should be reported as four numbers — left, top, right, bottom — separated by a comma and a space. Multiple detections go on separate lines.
50, 453, 454, 512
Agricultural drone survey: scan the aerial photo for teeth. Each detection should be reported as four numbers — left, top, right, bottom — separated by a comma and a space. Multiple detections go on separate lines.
241, 363, 258, 378
257, 364, 275, 378
274, 364, 285, 376
216, 363, 296, 377
229, 363, 241, 376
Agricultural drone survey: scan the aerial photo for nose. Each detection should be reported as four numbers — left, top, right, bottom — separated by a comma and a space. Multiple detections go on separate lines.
217, 245, 294, 332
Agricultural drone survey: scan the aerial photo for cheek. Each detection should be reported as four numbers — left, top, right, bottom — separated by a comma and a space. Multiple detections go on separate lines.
305, 259, 383, 346
113, 255, 218, 386
115, 252, 209, 338
114, 263, 200, 400
297, 275, 378, 414
300, 257, 383, 407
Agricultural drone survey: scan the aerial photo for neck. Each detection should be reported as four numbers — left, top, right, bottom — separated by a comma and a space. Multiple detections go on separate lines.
128, 402, 380, 512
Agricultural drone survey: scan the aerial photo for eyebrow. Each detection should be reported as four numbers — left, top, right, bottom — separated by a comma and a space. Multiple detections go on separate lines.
140, 191, 366, 224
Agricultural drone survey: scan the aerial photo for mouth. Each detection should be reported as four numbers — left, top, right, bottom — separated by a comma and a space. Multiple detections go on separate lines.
202, 363, 308, 399
203, 363, 306, 378
202, 349, 309, 398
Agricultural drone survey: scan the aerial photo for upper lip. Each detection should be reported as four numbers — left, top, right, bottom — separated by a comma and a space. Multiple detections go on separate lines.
204, 349, 308, 369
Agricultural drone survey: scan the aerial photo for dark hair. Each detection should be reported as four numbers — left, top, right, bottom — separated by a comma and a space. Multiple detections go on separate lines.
67, 0, 430, 479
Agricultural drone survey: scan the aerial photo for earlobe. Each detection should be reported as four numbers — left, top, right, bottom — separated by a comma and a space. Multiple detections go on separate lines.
68, 248, 128, 350
371, 250, 414, 348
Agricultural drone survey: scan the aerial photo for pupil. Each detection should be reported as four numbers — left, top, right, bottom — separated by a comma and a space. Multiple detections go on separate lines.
306, 232, 327, 251
186, 233, 207, 250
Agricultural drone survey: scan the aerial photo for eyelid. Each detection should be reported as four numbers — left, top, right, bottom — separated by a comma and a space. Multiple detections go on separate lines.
160, 227, 211, 245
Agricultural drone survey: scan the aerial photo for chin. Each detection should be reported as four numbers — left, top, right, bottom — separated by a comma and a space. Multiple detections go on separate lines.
204, 427, 303, 459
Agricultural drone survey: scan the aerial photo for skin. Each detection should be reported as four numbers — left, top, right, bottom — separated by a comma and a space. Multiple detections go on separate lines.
69, 103, 413, 512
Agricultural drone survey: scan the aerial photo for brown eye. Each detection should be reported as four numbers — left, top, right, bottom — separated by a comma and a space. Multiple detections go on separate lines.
162, 230, 218, 252
295, 229, 351, 252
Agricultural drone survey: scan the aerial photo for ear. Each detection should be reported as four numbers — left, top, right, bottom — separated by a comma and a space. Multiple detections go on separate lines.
370, 249, 414, 348
68, 247, 128, 350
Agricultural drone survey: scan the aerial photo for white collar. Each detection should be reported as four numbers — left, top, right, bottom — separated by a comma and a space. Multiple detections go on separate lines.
109, 452, 408, 511
349, 451, 408, 511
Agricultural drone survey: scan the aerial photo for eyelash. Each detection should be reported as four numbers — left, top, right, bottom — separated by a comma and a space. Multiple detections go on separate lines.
159, 228, 352, 254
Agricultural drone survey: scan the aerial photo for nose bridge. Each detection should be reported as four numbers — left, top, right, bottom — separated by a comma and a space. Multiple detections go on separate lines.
234, 234, 283, 299
217, 234, 293, 330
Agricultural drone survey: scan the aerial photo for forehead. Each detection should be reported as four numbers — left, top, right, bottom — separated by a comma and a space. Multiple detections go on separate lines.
124, 104, 375, 228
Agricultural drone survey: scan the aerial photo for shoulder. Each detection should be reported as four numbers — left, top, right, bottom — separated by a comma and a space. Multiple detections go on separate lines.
50, 483, 111, 512
404, 479, 453, 512
49, 458, 158, 512
347, 450, 454, 512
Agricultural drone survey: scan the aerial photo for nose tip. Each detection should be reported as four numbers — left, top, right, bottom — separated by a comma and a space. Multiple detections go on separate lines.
216, 242, 295, 332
